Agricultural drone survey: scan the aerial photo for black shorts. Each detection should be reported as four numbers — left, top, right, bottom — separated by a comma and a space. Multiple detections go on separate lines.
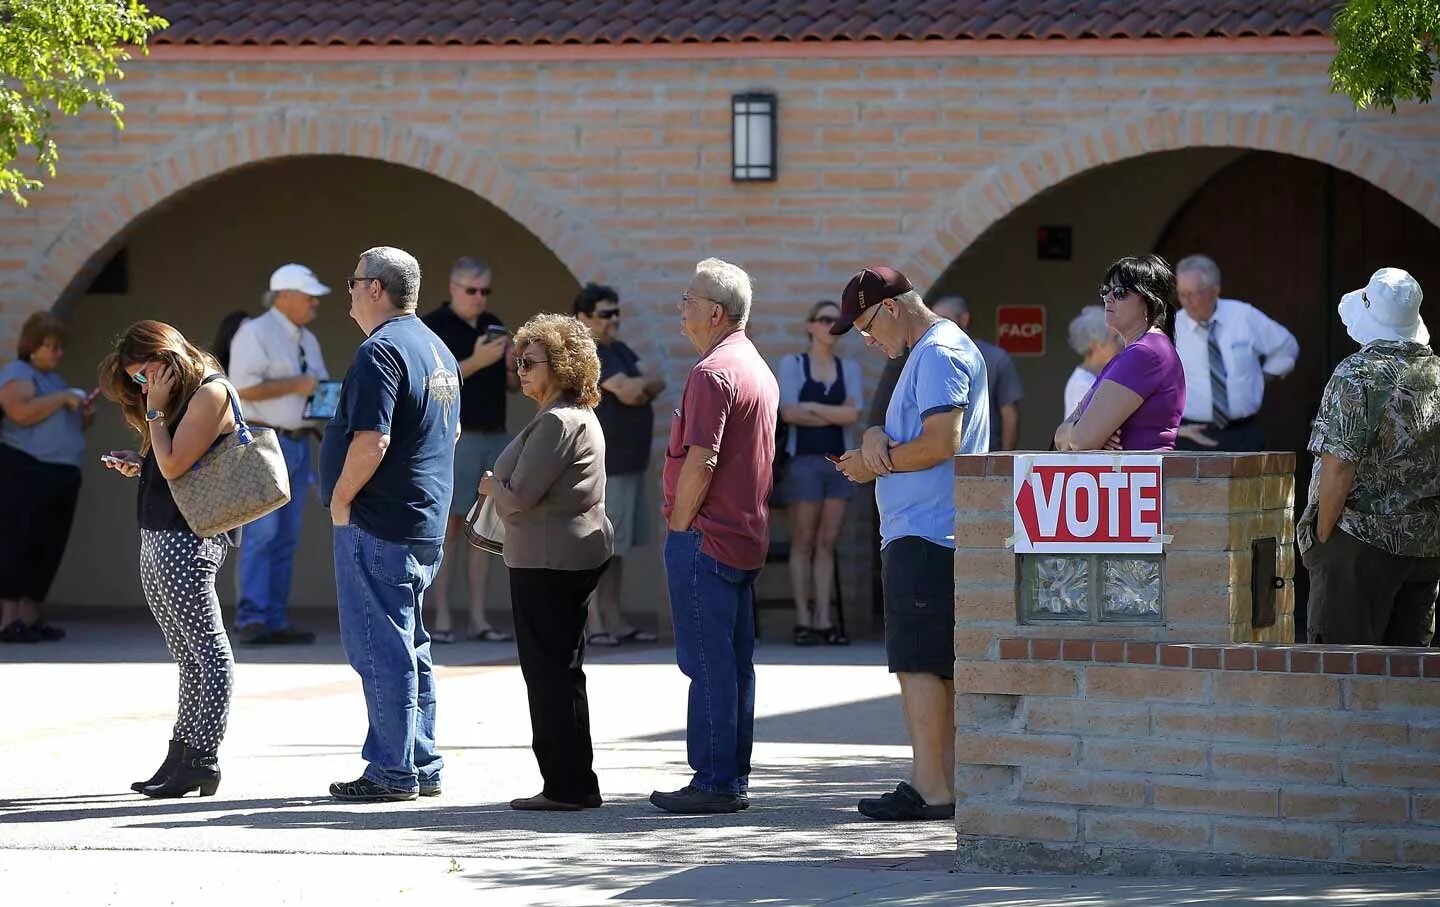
881, 536, 955, 678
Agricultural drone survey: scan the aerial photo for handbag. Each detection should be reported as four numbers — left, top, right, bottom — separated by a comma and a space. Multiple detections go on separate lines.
168, 377, 292, 538
464, 494, 505, 556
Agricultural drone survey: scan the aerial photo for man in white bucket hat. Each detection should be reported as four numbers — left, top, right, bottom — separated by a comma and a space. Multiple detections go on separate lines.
1298, 267, 1440, 646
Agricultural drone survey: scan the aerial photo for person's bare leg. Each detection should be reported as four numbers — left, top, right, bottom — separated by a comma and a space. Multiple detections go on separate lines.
430, 517, 464, 634
788, 500, 821, 628
585, 589, 607, 636
597, 557, 632, 636
897, 672, 956, 804
0, 598, 18, 627
465, 545, 495, 634
17, 599, 39, 625
811, 498, 847, 630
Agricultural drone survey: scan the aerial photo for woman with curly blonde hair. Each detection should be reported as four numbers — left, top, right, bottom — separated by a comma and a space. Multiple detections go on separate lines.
478, 313, 613, 810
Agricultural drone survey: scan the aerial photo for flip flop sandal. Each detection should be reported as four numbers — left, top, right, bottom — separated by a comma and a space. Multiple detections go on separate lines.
617, 628, 658, 643
471, 629, 514, 642
430, 630, 454, 644
820, 627, 850, 646
857, 782, 955, 821
588, 632, 621, 647
793, 626, 819, 646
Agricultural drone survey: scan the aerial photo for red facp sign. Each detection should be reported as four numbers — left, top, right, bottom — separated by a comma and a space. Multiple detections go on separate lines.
1012, 455, 1164, 554
996, 305, 1046, 356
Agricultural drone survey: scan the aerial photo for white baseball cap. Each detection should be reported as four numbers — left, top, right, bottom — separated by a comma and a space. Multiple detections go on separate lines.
1339, 267, 1428, 346
269, 263, 330, 297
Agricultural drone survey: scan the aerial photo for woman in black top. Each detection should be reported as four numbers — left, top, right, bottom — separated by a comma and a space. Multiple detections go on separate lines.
99, 321, 238, 798
777, 301, 863, 646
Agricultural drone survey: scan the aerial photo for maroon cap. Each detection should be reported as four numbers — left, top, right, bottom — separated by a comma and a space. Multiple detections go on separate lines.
831, 266, 913, 335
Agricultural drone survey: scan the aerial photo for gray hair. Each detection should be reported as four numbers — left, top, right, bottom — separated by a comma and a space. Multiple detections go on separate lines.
451, 256, 490, 281
1067, 305, 1113, 355
360, 246, 422, 311
895, 289, 925, 311
1175, 254, 1222, 290
931, 295, 968, 321
692, 257, 753, 327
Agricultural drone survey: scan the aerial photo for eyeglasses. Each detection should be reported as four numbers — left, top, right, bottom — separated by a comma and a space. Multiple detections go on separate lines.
515, 356, 549, 373
810, 315, 838, 325
454, 284, 492, 297
856, 305, 882, 337
681, 292, 719, 307
346, 276, 386, 291
594, 310, 621, 320
1099, 284, 1136, 304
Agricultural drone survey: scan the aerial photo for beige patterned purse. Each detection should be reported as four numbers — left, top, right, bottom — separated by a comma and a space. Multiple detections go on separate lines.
169, 378, 291, 538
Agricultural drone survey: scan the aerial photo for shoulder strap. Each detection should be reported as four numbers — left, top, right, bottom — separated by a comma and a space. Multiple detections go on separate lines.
801, 352, 812, 381
199, 374, 253, 444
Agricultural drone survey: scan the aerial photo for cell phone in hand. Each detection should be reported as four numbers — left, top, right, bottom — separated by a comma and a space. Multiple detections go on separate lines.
825, 453, 843, 464
101, 454, 128, 467
484, 325, 509, 338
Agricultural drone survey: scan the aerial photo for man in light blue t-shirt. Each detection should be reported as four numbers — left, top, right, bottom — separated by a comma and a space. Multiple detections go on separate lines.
831, 265, 988, 823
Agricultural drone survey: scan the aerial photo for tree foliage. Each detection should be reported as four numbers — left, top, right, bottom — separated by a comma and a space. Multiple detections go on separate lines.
1330, 0, 1440, 111
0, 0, 167, 206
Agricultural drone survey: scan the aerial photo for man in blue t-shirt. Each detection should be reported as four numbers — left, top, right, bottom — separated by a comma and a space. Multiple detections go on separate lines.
319, 246, 460, 803
831, 265, 989, 823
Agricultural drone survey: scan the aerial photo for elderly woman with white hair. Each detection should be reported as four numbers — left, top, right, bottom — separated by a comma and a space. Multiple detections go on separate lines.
1063, 305, 1122, 421
1299, 267, 1440, 647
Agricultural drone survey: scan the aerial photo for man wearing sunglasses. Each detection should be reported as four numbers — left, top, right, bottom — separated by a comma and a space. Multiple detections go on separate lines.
227, 263, 331, 645
574, 282, 664, 647
420, 257, 516, 644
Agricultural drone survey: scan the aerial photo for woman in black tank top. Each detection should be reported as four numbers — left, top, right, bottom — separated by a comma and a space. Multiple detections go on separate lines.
777, 301, 862, 647
99, 321, 239, 799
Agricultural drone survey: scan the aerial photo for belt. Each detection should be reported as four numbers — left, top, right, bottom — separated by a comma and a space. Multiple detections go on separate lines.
248, 422, 317, 441
1181, 415, 1256, 430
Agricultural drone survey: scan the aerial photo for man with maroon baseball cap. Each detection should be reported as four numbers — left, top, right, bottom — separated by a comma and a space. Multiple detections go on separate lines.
831, 265, 990, 821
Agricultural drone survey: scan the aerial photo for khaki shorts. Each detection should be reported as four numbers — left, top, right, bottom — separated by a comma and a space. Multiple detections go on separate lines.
605, 472, 652, 557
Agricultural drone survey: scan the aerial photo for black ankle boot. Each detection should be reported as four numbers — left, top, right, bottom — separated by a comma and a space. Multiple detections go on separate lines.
131, 739, 185, 793
142, 747, 220, 799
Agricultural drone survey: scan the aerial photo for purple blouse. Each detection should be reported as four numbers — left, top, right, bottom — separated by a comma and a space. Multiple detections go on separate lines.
1077, 330, 1186, 451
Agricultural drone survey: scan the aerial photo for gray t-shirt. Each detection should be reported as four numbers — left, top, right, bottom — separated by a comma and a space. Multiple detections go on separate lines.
974, 338, 1023, 451
0, 361, 85, 467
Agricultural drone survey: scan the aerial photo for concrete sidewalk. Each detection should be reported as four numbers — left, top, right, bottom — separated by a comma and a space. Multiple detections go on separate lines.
4, 620, 1440, 905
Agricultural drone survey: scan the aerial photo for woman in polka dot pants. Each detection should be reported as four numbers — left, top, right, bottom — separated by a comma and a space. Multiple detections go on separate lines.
100, 321, 240, 799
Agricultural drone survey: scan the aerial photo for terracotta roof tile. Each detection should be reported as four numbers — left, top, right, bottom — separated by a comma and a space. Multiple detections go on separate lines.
147, 1, 1333, 46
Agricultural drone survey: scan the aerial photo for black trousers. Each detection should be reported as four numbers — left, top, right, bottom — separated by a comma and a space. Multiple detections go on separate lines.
1175, 419, 1264, 452
1302, 529, 1440, 646
509, 562, 609, 803
0, 445, 81, 603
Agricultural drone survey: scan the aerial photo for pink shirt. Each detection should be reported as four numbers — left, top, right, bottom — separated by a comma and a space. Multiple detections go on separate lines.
663, 331, 780, 571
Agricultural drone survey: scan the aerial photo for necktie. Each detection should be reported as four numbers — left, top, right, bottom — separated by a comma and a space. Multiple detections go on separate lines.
1206, 320, 1229, 428
299, 340, 309, 375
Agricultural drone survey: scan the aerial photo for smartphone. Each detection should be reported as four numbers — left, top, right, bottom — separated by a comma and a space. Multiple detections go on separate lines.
100, 454, 127, 467
825, 453, 843, 464
484, 325, 509, 338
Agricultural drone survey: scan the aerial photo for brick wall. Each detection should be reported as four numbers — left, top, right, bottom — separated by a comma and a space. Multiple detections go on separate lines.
953, 452, 1440, 873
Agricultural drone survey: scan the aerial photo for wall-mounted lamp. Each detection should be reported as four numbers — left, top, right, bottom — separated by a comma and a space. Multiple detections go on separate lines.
731, 92, 777, 182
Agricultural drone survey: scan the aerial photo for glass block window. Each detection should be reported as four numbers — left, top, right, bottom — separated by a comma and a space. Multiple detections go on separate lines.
1020, 555, 1163, 624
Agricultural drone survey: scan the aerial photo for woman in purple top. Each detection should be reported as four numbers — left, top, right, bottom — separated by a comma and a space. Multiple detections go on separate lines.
1055, 255, 1186, 451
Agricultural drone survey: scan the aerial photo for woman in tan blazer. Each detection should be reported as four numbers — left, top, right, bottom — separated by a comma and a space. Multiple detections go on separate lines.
479, 314, 613, 811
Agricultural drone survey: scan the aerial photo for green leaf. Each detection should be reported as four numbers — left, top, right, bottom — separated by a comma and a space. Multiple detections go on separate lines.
1330, 0, 1440, 111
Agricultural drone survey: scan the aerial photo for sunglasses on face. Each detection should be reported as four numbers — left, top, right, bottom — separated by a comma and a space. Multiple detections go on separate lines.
129, 369, 149, 386
515, 356, 549, 372
455, 284, 492, 297
594, 309, 620, 320
1099, 284, 1136, 304
810, 315, 838, 325
346, 276, 386, 291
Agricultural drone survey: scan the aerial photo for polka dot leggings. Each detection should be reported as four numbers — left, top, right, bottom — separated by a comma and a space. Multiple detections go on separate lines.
139, 529, 234, 753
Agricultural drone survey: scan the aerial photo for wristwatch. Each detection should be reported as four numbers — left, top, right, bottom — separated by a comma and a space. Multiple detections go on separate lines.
145, 409, 165, 423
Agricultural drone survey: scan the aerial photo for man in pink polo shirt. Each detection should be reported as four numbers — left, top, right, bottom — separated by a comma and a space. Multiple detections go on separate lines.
650, 258, 779, 815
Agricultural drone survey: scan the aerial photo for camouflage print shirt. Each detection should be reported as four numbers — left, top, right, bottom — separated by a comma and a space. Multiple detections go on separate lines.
1298, 340, 1440, 557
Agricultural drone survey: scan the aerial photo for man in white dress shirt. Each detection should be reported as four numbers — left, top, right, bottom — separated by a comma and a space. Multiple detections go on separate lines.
1173, 254, 1299, 451
227, 263, 331, 644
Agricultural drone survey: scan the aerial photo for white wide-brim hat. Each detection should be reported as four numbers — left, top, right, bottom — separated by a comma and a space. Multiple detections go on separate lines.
1339, 267, 1428, 346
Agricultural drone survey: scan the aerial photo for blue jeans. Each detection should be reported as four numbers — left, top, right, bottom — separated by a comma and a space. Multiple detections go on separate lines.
663, 529, 758, 794
333, 523, 444, 791
236, 435, 311, 630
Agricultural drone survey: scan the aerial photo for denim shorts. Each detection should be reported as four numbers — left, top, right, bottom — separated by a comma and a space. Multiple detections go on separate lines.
881, 536, 955, 678
784, 454, 854, 503
451, 430, 511, 517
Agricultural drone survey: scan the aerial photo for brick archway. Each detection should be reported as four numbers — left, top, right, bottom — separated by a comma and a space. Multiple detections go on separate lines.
899, 109, 1440, 291
30, 111, 613, 313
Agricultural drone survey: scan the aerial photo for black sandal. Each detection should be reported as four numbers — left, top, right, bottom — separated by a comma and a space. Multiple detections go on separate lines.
793, 625, 819, 646
819, 626, 850, 646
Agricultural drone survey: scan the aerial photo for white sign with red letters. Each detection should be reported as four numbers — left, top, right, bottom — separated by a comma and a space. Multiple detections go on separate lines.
1012, 455, 1165, 554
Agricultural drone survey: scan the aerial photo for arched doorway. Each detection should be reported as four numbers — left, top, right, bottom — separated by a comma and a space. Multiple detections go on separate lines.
51, 155, 579, 611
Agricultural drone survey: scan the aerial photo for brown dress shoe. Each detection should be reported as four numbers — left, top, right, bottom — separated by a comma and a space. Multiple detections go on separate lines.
510, 793, 582, 811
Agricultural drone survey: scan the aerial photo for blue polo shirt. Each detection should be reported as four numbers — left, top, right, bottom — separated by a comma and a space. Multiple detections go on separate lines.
876, 319, 989, 549
319, 314, 460, 543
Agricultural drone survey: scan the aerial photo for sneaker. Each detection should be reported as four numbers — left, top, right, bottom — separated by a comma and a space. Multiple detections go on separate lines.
857, 781, 954, 821
419, 783, 442, 797
329, 777, 417, 802
649, 785, 743, 815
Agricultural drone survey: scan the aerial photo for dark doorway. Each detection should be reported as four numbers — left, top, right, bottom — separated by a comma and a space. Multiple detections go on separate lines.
1156, 151, 1440, 634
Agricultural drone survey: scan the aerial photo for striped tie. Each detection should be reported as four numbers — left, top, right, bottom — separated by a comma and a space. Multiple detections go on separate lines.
1206, 320, 1230, 429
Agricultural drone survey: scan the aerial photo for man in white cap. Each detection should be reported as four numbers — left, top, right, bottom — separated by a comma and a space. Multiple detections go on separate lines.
1298, 267, 1440, 647
227, 263, 331, 644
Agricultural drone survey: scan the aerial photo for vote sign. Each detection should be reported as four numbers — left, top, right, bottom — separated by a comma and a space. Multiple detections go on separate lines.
1013, 455, 1164, 554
